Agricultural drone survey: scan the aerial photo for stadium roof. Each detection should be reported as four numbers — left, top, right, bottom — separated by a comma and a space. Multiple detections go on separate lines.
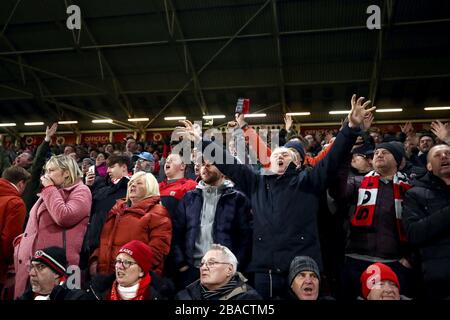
1, 0, 449, 133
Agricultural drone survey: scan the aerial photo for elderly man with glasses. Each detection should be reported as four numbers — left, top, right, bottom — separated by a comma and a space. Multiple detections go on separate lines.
175, 244, 261, 300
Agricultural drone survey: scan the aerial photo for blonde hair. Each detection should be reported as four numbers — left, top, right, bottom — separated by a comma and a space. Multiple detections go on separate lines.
126, 171, 159, 202
45, 154, 82, 187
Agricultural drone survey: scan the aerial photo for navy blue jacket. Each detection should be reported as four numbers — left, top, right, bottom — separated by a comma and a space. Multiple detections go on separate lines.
202, 124, 360, 274
173, 184, 252, 271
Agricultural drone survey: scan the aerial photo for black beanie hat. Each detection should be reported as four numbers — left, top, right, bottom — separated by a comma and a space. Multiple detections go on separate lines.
31, 246, 67, 277
288, 256, 320, 286
375, 141, 405, 167
284, 140, 306, 160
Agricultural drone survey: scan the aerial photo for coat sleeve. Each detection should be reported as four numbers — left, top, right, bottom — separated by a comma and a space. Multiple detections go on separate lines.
172, 195, 188, 268
203, 140, 259, 198
233, 192, 253, 271
40, 184, 92, 228
23, 140, 50, 213
304, 140, 334, 167
403, 189, 450, 245
241, 126, 271, 168
147, 206, 173, 271
0, 198, 26, 267
304, 124, 360, 193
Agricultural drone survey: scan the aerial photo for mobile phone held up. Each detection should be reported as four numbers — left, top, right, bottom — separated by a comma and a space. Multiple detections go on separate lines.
235, 98, 250, 115
88, 165, 95, 175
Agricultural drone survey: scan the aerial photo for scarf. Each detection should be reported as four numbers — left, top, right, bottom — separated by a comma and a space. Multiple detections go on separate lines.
200, 276, 239, 300
352, 170, 411, 242
108, 273, 151, 300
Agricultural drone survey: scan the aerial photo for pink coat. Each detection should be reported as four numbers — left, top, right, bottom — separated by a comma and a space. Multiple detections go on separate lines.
13, 180, 92, 298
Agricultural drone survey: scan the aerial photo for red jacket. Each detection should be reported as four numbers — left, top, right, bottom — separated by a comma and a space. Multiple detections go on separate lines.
159, 178, 197, 200
91, 196, 172, 275
0, 179, 26, 284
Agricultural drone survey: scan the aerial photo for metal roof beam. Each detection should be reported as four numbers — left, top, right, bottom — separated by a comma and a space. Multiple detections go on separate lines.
3, 73, 450, 101
0, 0, 21, 36
144, 0, 272, 128
0, 56, 107, 93
1, 18, 449, 56
369, 0, 396, 104
0, 35, 63, 121
270, 0, 287, 113
68, 7, 135, 121
163, 0, 208, 116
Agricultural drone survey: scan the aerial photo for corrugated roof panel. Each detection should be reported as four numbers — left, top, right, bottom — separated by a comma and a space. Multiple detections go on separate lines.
85, 12, 168, 44
279, 0, 382, 32
394, 0, 450, 22
188, 37, 277, 72
176, 1, 271, 38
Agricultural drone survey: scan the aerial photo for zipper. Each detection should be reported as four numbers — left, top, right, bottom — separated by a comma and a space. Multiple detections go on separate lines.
269, 269, 273, 298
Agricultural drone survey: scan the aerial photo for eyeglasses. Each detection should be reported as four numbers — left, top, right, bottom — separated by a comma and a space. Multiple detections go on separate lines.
114, 258, 137, 269
199, 260, 231, 269
28, 263, 48, 272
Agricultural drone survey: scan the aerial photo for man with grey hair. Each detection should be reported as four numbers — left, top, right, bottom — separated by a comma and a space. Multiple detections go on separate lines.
175, 244, 261, 300
178, 94, 373, 299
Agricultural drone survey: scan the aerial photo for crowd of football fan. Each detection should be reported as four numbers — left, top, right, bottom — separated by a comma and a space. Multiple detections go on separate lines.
0, 95, 449, 301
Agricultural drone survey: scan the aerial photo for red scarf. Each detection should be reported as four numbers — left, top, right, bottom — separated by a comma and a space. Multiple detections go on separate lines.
351, 171, 411, 242
108, 273, 151, 300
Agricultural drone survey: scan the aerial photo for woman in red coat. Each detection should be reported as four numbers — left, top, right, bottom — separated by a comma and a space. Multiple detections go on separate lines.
90, 171, 172, 276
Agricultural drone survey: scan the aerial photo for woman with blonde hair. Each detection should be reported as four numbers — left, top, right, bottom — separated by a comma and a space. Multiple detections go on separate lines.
14, 155, 92, 298
89, 171, 172, 276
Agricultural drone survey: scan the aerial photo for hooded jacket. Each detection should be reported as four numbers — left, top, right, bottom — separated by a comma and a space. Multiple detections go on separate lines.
173, 180, 252, 270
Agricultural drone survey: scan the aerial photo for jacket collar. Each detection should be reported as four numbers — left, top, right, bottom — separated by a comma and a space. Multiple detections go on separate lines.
123, 196, 161, 214
61, 179, 83, 191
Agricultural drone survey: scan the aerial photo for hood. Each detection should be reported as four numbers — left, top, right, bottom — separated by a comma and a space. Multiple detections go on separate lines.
196, 179, 234, 192
0, 178, 20, 197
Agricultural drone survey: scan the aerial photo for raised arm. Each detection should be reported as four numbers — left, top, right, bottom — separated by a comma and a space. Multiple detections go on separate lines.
305, 95, 375, 192
174, 119, 259, 197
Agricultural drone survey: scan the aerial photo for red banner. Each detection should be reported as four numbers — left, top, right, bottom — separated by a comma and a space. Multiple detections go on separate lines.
52, 134, 77, 146
112, 132, 135, 143
81, 133, 110, 144
146, 131, 171, 142
23, 135, 45, 146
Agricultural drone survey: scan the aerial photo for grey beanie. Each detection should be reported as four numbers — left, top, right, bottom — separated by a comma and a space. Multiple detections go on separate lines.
288, 256, 320, 286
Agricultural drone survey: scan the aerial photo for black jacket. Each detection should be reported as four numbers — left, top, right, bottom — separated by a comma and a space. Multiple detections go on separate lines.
79, 176, 129, 269
175, 272, 261, 300
17, 284, 94, 300
403, 172, 450, 299
203, 124, 359, 274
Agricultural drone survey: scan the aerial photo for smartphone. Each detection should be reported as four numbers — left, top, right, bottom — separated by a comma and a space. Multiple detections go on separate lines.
235, 98, 250, 114
88, 165, 95, 175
